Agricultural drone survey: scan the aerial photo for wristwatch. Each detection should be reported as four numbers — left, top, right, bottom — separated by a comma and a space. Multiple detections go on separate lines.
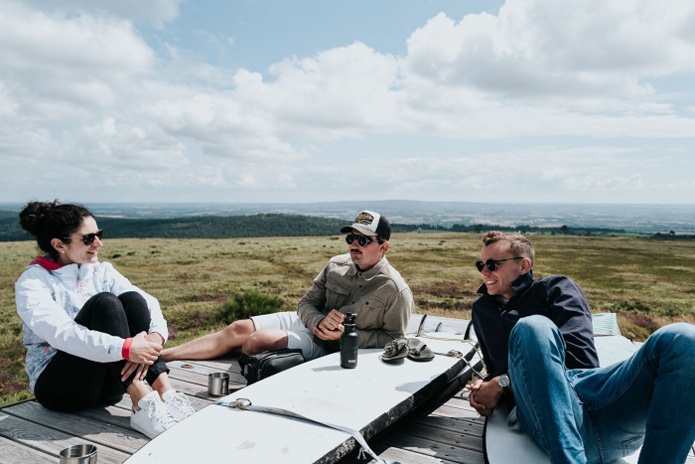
498, 373, 511, 392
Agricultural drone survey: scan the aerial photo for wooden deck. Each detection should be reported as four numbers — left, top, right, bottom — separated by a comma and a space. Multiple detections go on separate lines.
0, 315, 692, 463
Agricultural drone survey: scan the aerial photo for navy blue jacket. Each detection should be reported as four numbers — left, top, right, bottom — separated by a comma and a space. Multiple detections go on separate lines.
472, 271, 599, 378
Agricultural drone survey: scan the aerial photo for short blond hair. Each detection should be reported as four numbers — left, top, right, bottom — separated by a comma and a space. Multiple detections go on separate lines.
481, 231, 535, 267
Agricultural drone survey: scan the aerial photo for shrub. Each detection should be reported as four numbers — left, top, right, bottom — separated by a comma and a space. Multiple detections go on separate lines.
215, 289, 287, 324
618, 311, 660, 340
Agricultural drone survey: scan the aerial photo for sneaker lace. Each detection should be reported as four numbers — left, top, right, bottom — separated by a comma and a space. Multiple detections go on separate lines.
146, 398, 177, 429
170, 393, 196, 417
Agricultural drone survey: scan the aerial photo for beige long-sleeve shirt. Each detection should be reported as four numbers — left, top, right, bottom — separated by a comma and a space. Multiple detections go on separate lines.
297, 253, 414, 350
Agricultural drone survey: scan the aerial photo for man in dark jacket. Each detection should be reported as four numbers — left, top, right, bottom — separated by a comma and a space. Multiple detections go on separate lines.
468, 231, 695, 464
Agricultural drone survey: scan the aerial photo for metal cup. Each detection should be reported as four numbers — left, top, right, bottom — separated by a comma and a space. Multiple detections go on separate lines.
59, 444, 98, 464
208, 372, 229, 397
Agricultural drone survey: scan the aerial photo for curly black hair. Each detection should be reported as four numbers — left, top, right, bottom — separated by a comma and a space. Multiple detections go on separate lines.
19, 200, 93, 260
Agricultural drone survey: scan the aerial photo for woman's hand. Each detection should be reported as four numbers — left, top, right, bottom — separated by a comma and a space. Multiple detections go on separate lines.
144, 331, 165, 345
121, 361, 149, 382
127, 331, 162, 365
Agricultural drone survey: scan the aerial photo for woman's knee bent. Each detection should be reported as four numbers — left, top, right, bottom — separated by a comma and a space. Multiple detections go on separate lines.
76, 292, 128, 333
118, 291, 147, 310
119, 292, 152, 332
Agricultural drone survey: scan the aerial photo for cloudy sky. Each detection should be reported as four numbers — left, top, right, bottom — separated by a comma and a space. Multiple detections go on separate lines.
2, 0, 695, 205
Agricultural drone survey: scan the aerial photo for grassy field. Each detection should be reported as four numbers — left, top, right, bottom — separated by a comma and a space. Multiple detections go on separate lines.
1, 233, 694, 406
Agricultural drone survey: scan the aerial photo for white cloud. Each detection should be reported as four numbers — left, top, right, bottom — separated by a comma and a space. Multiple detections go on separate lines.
0, 2, 154, 78
264, 42, 402, 137
20, 0, 182, 26
402, 0, 695, 113
2, 0, 695, 204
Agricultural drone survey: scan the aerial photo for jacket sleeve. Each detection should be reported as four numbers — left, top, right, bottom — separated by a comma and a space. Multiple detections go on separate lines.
546, 276, 600, 369
15, 270, 125, 362
297, 265, 330, 330
356, 286, 413, 349
105, 263, 169, 342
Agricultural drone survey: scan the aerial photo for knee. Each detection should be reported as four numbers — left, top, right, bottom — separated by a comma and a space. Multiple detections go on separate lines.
650, 323, 695, 359
223, 319, 254, 339
510, 315, 565, 357
510, 315, 557, 343
241, 332, 263, 355
119, 292, 149, 319
241, 327, 284, 355
118, 291, 147, 308
80, 292, 128, 332
89, 292, 124, 315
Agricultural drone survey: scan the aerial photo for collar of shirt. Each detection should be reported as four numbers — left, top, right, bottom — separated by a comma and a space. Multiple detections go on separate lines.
29, 255, 63, 271
348, 255, 388, 280
476, 269, 534, 297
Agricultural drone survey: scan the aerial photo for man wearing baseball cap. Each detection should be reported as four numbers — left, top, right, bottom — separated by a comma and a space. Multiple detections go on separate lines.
164, 210, 414, 362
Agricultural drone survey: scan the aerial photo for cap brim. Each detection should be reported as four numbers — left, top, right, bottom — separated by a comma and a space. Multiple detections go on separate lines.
341, 225, 377, 236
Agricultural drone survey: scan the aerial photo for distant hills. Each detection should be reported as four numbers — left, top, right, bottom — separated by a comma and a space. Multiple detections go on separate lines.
2, 200, 694, 241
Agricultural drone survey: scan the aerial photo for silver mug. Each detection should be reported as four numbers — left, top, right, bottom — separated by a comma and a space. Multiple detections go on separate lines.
208, 372, 229, 396
59, 444, 97, 464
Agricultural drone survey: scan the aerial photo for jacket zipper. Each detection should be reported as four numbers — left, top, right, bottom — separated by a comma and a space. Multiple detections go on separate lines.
75, 266, 83, 293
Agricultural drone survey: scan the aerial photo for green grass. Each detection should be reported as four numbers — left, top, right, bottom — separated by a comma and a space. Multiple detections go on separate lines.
1, 233, 694, 406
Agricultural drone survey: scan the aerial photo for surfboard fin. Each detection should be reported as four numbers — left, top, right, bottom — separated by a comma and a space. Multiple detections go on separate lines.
416, 314, 427, 336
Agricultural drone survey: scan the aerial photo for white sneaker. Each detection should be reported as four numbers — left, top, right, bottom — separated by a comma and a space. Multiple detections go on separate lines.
130, 391, 177, 439
161, 390, 196, 422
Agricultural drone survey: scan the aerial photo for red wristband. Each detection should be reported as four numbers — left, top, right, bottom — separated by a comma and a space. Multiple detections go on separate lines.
122, 337, 133, 361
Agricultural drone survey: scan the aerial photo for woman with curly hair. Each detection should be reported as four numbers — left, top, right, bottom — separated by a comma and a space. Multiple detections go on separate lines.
15, 200, 194, 438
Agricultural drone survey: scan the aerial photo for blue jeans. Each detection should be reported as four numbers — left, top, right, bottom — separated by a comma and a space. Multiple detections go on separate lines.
508, 315, 695, 464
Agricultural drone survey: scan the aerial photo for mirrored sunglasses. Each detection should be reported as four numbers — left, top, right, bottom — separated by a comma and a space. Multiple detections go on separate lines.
345, 233, 377, 247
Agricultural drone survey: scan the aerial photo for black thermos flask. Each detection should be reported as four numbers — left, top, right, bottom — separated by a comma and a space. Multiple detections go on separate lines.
340, 312, 358, 369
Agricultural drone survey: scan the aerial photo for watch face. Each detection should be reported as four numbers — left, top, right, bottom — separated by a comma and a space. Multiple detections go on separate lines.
499, 375, 510, 388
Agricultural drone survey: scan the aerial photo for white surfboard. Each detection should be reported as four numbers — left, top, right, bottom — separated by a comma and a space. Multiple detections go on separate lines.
127, 334, 480, 464
484, 333, 640, 464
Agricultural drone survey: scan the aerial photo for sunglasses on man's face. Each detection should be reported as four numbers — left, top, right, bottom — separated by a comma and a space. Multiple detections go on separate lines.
475, 257, 523, 272
345, 233, 377, 247
63, 229, 104, 246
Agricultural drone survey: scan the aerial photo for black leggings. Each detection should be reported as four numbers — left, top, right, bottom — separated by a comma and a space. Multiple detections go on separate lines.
34, 291, 169, 412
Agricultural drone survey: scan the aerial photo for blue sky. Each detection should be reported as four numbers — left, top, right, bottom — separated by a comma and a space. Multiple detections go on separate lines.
2, 0, 695, 204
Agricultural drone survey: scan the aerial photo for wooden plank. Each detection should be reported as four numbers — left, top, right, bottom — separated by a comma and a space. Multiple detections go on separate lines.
167, 360, 247, 390
0, 435, 60, 464
3, 402, 147, 454
167, 360, 245, 383
371, 430, 484, 464
390, 420, 483, 452
342, 441, 482, 464
180, 357, 243, 373
0, 412, 129, 463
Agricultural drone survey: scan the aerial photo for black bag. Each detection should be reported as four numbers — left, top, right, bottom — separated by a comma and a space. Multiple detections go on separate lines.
238, 349, 305, 385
